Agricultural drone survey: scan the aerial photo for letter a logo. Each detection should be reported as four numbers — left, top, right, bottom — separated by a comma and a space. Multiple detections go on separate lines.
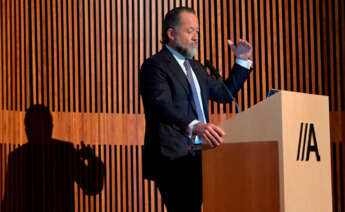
296, 123, 321, 161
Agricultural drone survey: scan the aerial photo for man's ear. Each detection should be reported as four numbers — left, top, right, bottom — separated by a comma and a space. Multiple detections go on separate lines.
167, 28, 175, 42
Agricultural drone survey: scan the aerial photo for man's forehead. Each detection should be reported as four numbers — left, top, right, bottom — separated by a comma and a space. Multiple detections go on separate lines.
179, 12, 199, 26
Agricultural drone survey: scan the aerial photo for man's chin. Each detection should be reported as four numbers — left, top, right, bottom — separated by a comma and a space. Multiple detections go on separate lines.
185, 49, 197, 59
175, 45, 197, 59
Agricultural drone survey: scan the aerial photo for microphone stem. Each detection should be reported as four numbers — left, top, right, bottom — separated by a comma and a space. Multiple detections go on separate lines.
221, 80, 241, 114
205, 60, 241, 114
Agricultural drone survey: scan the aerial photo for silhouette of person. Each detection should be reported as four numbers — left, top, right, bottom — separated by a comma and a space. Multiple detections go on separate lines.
1, 104, 105, 212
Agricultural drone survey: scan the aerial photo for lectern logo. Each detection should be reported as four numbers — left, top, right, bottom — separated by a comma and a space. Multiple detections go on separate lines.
296, 123, 321, 162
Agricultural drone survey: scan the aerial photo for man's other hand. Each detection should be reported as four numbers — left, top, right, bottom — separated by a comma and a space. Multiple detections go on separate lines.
228, 39, 252, 60
193, 123, 226, 148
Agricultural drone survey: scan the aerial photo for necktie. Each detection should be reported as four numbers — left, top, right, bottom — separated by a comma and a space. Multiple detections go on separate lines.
183, 60, 206, 124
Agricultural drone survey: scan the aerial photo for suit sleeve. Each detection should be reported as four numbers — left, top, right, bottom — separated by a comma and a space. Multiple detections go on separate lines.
207, 63, 251, 103
140, 61, 195, 132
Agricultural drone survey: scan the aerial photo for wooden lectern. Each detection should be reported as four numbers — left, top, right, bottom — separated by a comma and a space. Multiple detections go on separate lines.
202, 90, 333, 212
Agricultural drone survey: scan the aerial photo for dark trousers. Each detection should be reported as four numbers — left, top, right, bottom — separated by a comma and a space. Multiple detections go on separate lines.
154, 154, 202, 212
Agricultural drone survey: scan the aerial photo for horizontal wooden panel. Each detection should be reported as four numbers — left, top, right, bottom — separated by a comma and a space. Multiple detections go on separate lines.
0, 110, 145, 145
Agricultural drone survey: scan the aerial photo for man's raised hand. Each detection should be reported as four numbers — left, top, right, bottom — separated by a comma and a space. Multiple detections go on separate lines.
228, 39, 252, 60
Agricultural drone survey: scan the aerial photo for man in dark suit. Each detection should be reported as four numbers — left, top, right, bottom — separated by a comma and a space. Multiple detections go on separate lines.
140, 7, 253, 212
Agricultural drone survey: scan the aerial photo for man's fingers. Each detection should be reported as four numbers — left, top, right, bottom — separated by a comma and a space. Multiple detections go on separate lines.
194, 123, 225, 148
243, 42, 251, 50
203, 133, 215, 148
207, 126, 224, 142
241, 40, 252, 49
237, 39, 251, 49
244, 39, 251, 46
204, 131, 219, 147
227, 40, 236, 50
212, 125, 226, 137
205, 127, 223, 146
205, 130, 221, 145
199, 133, 214, 148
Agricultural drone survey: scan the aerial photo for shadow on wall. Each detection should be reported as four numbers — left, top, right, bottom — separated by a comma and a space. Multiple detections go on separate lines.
1, 104, 105, 212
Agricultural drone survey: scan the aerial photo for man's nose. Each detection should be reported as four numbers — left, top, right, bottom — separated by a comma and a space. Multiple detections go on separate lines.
192, 34, 198, 41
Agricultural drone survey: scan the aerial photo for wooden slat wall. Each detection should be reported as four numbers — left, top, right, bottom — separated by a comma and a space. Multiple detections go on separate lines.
0, 0, 344, 211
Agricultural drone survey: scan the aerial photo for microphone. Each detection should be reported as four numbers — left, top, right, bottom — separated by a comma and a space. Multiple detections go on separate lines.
205, 60, 222, 79
204, 60, 241, 114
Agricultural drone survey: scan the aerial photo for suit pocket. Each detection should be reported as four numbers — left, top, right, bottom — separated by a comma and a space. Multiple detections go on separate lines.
159, 125, 189, 159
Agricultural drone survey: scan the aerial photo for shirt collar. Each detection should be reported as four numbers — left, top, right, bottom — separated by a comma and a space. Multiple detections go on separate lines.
165, 44, 186, 64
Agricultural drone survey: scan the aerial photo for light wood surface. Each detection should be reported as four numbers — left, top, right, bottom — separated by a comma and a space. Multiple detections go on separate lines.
203, 91, 333, 212
202, 142, 280, 212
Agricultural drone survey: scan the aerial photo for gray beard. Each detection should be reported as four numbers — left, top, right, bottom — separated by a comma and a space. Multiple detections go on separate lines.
175, 40, 197, 59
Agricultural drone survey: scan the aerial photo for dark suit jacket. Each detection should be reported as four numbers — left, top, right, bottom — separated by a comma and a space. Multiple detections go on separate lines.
139, 46, 251, 180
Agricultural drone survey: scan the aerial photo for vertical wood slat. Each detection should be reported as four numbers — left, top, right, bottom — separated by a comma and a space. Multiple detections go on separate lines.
0, 144, 3, 205
276, 1, 285, 92
333, 0, 342, 112
221, 0, 228, 113
122, 0, 127, 114
81, 0, 87, 114
283, 0, 291, 91
52, 0, 57, 111
241, 0, 248, 110
37, 0, 45, 105
72, 0, 78, 113
216, 0, 223, 113
252, 0, 260, 104
270, 0, 277, 90
67, 0, 73, 112
302, 0, 310, 94
6, 0, 11, 110
3, 0, 6, 110
36, 0, 42, 106
42, 0, 48, 108
308, 0, 315, 94
10, 0, 15, 110
100, 0, 106, 114
47, 0, 53, 111
106, 0, 111, 114
128, 0, 133, 115
15, 0, 20, 111
263, 0, 268, 95
321, 0, 329, 97
30, 0, 36, 108
209, 0, 217, 114
57, 0, 63, 112
116, 0, 122, 114
0, 0, 3, 110
95, 0, 101, 114
246, 0, 254, 110
289, 0, 297, 92
327, 0, 335, 112
133, 0, 139, 115
62, 0, 68, 112
342, 0, 345, 112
